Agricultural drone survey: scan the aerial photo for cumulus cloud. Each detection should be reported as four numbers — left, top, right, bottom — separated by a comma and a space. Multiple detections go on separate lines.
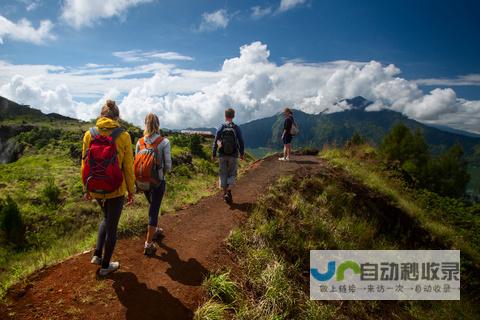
60, 0, 153, 29
0, 15, 55, 44
1, 41, 480, 133
113, 50, 194, 62
279, 0, 307, 12
199, 9, 229, 32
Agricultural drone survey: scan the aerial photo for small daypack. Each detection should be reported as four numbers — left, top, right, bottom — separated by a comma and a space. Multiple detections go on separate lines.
220, 123, 238, 156
290, 118, 300, 136
82, 127, 124, 194
134, 136, 164, 191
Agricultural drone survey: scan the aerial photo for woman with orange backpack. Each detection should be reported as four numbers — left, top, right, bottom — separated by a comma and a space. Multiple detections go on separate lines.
81, 100, 135, 276
134, 113, 172, 256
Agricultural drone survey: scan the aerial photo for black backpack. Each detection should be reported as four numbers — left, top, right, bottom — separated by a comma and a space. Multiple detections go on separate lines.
220, 123, 238, 156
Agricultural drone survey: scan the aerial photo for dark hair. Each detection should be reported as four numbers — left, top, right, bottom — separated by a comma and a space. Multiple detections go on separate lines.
100, 100, 120, 119
225, 108, 235, 119
283, 107, 293, 116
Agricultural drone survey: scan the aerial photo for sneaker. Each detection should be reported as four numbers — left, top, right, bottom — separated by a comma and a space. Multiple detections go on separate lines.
227, 190, 233, 204
152, 228, 164, 242
90, 255, 102, 265
278, 157, 286, 161
98, 262, 120, 276
223, 193, 229, 203
144, 243, 157, 256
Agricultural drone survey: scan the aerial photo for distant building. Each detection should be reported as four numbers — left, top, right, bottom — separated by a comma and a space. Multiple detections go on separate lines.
180, 130, 214, 137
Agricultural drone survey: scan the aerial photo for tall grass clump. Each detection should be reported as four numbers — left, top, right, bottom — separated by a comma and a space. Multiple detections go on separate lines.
203, 271, 238, 304
41, 177, 61, 204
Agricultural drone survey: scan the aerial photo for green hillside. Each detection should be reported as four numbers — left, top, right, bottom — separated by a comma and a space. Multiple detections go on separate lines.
0, 98, 254, 297
240, 96, 480, 157
195, 145, 480, 319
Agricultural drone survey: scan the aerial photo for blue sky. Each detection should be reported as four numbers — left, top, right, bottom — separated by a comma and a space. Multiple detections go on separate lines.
0, 0, 479, 131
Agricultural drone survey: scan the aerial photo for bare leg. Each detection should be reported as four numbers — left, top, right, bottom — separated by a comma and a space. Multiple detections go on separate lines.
286, 143, 291, 159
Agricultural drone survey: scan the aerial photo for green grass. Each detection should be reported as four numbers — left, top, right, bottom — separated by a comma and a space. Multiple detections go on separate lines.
203, 271, 238, 304
194, 147, 480, 319
194, 300, 227, 320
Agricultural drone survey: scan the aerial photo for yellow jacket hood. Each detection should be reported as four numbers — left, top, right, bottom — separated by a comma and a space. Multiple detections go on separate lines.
96, 117, 120, 131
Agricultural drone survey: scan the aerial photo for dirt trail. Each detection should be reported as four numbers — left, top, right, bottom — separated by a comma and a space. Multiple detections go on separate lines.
0, 155, 322, 320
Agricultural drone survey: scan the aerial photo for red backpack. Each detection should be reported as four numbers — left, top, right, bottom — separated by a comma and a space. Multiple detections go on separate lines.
82, 127, 124, 194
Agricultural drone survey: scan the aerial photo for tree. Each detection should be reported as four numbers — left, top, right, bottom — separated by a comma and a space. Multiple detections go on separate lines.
426, 144, 470, 198
190, 135, 206, 158
346, 131, 365, 148
380, 123, 430, 183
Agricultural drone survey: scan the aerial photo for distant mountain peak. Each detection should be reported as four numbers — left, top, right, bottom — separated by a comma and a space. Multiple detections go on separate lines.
336, 96, 373, 111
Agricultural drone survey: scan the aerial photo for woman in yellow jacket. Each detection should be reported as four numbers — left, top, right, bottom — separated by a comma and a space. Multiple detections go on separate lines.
81, 100, 135, 276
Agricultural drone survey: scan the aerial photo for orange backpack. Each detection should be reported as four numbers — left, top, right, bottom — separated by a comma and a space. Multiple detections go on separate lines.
134, 136, 164, 191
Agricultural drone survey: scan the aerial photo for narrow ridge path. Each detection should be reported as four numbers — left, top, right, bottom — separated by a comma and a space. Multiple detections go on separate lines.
1, 155, 322, 320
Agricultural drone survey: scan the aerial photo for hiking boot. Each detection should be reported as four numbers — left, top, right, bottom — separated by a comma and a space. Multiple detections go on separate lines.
90, 255, 102, 265
152, 228, 164, 242
144, 243, 157, 256
227, 190, 233, 204
223, 193, 230, 203
99, 262, 120, 276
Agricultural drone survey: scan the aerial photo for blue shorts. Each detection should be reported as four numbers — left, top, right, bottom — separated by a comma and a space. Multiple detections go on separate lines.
282, 134, 293, 144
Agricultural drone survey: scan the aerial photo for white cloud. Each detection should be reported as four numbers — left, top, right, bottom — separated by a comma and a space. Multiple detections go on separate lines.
251, 6, 272, 19
0, 15, 55, 45
414, 74, 480, 86
1, 42, 480, 133
279, 0, 307, 12
199, 9, 229, 32
60, 0, 153, 29
113, 50, 194, 62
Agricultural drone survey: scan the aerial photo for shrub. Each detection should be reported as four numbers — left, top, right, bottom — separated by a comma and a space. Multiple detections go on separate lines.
172, 164, 193, 178
190, 135, 207, 158
0, 197, 25, 246
42, 177, 61, 204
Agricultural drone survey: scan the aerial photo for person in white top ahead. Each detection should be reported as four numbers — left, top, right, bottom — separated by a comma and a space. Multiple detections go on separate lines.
135, 113, 172, 256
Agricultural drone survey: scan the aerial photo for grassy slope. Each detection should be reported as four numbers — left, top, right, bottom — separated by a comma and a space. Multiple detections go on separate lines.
0, 124, 254, 298
195, 146, 480, 320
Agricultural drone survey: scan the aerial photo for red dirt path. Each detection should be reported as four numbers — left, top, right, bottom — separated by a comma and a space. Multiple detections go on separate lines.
0, 155, 321, 320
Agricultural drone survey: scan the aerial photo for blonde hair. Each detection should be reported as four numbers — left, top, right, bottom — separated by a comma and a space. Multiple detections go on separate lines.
100, 100, 120, 120
144, 113, 160, 137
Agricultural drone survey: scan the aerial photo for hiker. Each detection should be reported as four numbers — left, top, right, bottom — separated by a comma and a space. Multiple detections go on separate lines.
212, 108, 245, 204
81, 100, 135, 276
279, 107, 298, 161
134, 113, 172, 256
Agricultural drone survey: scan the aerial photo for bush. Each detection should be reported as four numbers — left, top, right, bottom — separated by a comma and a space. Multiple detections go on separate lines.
190, 135, 207, 158
172, 164, 193, 178
42, 177, 61, 204
0, 197, 25, 246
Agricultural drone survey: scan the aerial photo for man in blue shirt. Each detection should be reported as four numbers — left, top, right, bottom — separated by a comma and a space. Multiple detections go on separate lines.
212, 108, 245, 204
